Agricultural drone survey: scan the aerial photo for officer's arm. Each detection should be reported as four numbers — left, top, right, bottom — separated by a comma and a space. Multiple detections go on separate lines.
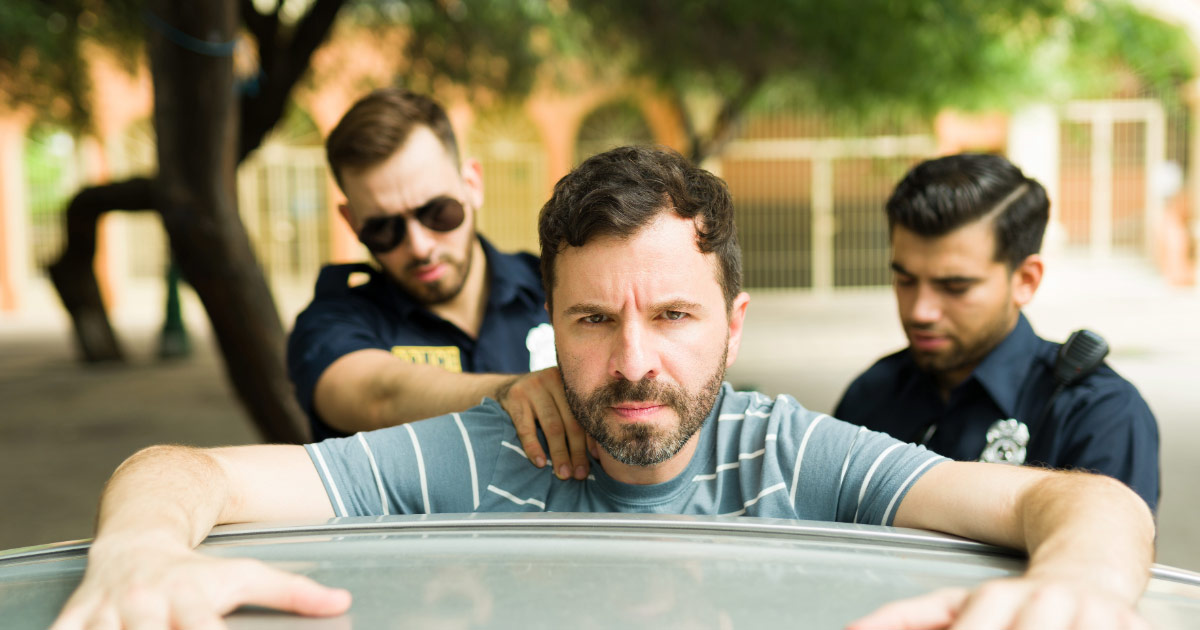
315, 349, 588, 480
51, 445, 349, 629
849, 461, 1153, 629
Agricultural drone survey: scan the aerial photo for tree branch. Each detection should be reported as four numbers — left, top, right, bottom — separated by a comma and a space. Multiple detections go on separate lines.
690, 72, 766, 164
237, 0, 346, 161
46, 177, 156, 362
669, 88, 701, 162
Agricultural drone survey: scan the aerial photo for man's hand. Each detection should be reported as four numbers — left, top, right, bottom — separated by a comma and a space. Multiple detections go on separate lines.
496, 366, 589, 480
846, 573, 1149, 630
878, 462, 1155, 630
51, 535, 351, 630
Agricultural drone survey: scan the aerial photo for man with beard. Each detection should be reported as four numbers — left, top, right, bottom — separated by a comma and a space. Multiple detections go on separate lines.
834, 153, 1159, 509
53, 147, 1155, 630
288, 89, 588, 480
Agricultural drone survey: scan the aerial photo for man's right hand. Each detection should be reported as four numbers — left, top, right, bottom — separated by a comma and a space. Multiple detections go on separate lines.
497, 366, 589, 481
50, 536, 351, 629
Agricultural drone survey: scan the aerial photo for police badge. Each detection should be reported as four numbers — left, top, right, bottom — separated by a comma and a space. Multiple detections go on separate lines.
978, 418, 1030, 465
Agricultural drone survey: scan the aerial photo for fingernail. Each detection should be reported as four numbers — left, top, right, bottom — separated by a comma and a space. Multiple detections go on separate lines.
574, 466, 587, 480
557, 464, 570, 479
535, 455, 546, 468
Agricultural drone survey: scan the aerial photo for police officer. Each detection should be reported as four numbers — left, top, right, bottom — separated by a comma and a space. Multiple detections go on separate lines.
834, 153, 1160, 510
287, 89, 588, 481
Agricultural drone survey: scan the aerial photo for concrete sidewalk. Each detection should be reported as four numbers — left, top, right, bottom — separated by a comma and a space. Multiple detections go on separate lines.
1, 256, 1197, 573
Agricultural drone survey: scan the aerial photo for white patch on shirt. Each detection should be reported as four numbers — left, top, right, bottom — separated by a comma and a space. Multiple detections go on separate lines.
526, 323, 557, 371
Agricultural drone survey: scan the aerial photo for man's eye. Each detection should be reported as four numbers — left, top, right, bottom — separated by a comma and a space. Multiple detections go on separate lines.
662, 310, 687, 321
893, 276, 916, 287
582, 314, 607, 324
942, 284, 969, 295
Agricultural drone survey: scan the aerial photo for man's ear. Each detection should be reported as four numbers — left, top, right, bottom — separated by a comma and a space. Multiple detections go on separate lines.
337, 203, 357, 232
725, 292, 751, 368
1011, 254, 1044, 307
461, 158, 485, 211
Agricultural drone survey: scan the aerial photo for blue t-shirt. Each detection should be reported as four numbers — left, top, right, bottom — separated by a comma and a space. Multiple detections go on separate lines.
287, 236, 550, 441
305, 384, 947, 526
834, 313, 1160, 510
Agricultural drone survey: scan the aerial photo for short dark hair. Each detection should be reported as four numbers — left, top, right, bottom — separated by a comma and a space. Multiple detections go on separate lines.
538, 146, 742, 309
325, 88, 461, 191
886, 153, 1049, 269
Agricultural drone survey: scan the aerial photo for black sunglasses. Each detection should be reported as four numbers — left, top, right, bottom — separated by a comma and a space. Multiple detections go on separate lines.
357, 196, 466, 253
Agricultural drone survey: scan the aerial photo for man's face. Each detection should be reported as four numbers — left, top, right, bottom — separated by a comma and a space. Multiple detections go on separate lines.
890, 219, 1028, 388
338, 127, 483, 304
551, 213, 749, 467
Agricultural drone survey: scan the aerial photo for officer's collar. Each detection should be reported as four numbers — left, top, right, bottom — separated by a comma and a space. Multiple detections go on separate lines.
966, 312, 1039, 417
479, 235, 542, 308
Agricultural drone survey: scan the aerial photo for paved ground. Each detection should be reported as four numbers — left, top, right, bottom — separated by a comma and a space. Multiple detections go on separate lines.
1, 254, 1197, 573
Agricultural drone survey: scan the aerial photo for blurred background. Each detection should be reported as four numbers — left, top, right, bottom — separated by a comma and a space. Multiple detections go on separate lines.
1, 0, 1198, 572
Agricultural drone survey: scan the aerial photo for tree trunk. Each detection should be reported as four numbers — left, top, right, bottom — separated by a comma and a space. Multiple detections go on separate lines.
147, 0, 308, 443
46, 177, 154, 362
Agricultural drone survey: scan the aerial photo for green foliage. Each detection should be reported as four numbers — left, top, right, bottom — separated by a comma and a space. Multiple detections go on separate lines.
345, 0, 561, 103
568, 0, 1196, 121
6, 0, 1195, 138
23, 124, 78, 219
572, 0, 1062, 114
0, 1, 144, 130
1064, 2, 1196, 103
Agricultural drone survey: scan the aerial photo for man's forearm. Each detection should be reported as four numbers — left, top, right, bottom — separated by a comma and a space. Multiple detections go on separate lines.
1018, 471, 1155, 601
314, 350, 516, 433
369, 366, 515, 428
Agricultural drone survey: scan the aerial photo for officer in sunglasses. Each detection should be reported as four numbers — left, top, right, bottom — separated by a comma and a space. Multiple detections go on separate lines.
286, 89, 589, 481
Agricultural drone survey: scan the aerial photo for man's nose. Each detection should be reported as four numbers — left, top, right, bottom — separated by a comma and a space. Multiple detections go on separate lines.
909, 285, 942, 324
405, 219, 437, 261
609, 320, 659, 382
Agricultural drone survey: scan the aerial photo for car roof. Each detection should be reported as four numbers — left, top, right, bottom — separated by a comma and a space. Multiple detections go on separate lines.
3, 514, 1199, 629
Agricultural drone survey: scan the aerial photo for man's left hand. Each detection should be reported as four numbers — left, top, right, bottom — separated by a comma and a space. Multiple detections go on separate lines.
497, 367, 589, 480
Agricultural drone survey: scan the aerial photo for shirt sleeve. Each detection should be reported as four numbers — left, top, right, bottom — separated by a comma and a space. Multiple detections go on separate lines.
303, 400, 510, 517
287, 296, 388, 419
1056, 381, 1160, 511
775, 396, 948, 526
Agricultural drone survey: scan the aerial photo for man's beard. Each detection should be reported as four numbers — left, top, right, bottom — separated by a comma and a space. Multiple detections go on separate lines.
564, 349, 727, 467
387, 239, 474, 305
907, 309, 1013, 380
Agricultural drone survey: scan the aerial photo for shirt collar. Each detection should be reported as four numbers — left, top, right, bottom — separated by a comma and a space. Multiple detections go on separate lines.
479, 235, 543, 309
967, 312, 1039, 417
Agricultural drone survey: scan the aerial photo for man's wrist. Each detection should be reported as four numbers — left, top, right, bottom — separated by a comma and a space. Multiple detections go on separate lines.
493, 374, 521, 403
89, 528, 192, 562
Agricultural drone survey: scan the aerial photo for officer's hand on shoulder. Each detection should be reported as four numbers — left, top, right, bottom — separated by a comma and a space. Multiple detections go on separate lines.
497, 367, 589, 481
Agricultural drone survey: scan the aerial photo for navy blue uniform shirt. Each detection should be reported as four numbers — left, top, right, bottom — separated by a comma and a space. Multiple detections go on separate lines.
834, 313, 1160, 510
287, 237, 549, 441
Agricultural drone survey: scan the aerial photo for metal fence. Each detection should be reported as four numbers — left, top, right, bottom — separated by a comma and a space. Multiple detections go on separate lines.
469, 111, 548, 256
237, 143, 332, 282
1057, 99, 1178, 260
722, 136, 934, 291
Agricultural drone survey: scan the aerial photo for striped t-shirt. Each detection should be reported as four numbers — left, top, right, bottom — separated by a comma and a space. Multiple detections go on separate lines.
305, 383, 947, 525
